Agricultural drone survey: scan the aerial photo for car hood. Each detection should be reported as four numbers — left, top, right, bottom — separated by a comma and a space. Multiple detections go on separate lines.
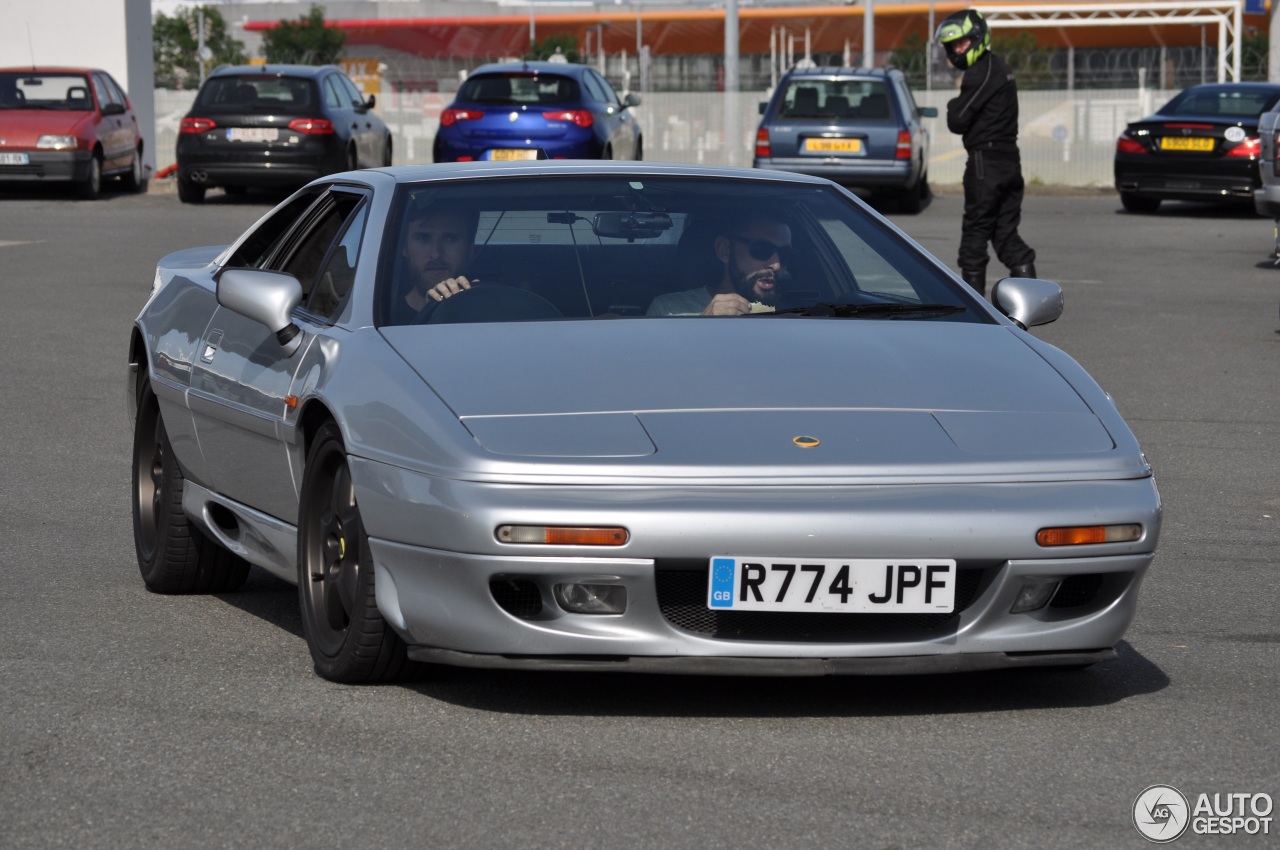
0, 109, 92, 144
379, 320, 1141, 481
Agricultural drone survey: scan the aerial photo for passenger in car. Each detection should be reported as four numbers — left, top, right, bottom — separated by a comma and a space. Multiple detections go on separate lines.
646, 211, 793, 316
393, 200, 480, 324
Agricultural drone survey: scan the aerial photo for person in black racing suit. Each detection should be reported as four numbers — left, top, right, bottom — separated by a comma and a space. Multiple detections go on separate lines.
936, 10, 1037, 297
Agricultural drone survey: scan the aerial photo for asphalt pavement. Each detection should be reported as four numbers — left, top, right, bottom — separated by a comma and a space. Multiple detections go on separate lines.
1, 179, 1277, 849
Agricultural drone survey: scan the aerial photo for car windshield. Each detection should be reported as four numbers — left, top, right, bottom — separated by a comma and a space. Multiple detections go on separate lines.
379, 175, 982, 327
0, 72, 93, 110
196, 75, 314, 110
1159, 86, 1280, 117
779, 79, 890, 119
457, 73, 579, 105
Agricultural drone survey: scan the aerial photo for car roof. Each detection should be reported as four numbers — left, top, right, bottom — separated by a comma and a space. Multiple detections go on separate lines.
468, 61, 589, 78
379, 159, 840, 187
207, 64, 339, 79
781, 66, 897, 80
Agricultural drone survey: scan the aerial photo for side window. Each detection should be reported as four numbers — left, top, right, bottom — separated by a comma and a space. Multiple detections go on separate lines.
309, 203, 368, 319
338, 74, 365, 107
580, 72, 608, 104
275, 191, 365, 311
89, 74, 113, 110
103, 73, 129, 108
322, 77, 343, 109
894, 78, 917, 120
224, 187, 327, 269
590, 71, 621, 106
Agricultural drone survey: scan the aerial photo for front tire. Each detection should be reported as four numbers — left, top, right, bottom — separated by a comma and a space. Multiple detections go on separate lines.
77, 154, 101, 200
132, 379, 249, 593
297, 423, 407, 683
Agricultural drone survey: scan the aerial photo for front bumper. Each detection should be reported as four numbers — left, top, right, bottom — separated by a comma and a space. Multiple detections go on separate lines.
0, 149, 92, 183
355, 461, 1161, 674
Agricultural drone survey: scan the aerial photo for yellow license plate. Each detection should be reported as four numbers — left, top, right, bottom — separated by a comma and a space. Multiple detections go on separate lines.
490, 149, 539, 161
804, 138, 862, 154
1159, 136, 1214, 152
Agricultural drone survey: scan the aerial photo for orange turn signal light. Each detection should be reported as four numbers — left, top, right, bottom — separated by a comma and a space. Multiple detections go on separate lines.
496, 525, 629, 546
1036, 524, 1142, 547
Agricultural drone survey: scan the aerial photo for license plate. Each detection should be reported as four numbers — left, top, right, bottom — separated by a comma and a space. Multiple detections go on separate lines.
227, 127, 279, 143
804, 138, 862, 154
0, 152, 30, 165
1159, 136, 1214, 152
490, 148, 538, 161
707, 557, 956, 613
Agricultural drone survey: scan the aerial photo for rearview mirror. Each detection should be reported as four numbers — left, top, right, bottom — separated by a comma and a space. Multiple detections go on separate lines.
991, 277, 1063, 329
592, 211, 673, 241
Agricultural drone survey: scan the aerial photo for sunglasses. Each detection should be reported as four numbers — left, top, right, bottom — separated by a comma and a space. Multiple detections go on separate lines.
732, 236, 794, 265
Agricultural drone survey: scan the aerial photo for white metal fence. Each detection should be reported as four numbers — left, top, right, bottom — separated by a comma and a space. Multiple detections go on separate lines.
155, 86, 1166, 187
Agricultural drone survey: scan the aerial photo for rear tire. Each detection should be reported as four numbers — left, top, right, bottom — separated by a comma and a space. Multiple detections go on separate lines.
382, 136, 393, 167
346, 146, 359, 172
1120, 193, 1161, 213
121, 150, 148, 193
634, 137, 643, 161
297, 423, 407, 683
77, 154, 101, 200
132, 378, 249, 593
602, 144, 614, 161
898, 169, 930, 214
177, 177, 205, 204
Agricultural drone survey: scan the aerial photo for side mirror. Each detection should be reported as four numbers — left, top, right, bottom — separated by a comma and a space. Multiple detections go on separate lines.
623, 92, 641, 108
217, 268, 305, 356
365, 94, 376, 110
758, 102, 768, 115
919, 106, 938, 118
991, 277, 1064, 329
101, 102, 125, 116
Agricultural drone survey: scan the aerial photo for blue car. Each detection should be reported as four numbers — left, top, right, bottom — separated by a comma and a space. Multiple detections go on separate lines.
433, 61, 642, 162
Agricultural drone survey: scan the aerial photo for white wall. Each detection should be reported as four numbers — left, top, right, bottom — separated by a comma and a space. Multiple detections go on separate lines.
0, 0, 156, 174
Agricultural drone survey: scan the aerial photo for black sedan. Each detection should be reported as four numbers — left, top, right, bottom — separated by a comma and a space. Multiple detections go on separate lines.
1114, 82, 1280, 212
176, 64, 391, 203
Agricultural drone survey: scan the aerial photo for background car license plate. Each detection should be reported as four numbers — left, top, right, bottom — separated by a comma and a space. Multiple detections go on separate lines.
1159, 136, 1214, 151
805, 138, 862, 154
490, 149, 538, 161
0, 152, 30, 165
227, 128, 279, 143
707, 557, 955, 613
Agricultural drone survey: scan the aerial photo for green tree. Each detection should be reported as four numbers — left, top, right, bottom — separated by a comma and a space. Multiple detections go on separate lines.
262, 4, 346, 65
890, 32, 928, 88
153, 5, 246, 89
525, 34, 580, 64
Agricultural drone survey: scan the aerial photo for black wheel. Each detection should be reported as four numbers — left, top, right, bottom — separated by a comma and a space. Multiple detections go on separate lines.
898, 169, 929, 214
121, 149, 148, 193
346, 146, 359, 172
382, 136, 393, 167
77, 154, 101, 200
132, 378, 249, 593
602, 144, 614, 161
177, 177, 205, 204
634, 136, 643, 161
1120, 193, 1161, 213
298, 423, 407, 683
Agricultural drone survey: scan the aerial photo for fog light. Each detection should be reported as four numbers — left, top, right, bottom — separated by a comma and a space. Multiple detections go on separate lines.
1010, 580, 1060, 613
553, 583, 627, 615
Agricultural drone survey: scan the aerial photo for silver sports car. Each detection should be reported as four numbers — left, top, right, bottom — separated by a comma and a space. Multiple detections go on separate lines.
128, 161, 1161, 682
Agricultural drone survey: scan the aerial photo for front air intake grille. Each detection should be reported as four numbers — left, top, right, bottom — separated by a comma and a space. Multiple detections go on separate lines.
490, 579, 543, 619
654, 562, 989, 642
1050, 574, 1105, 608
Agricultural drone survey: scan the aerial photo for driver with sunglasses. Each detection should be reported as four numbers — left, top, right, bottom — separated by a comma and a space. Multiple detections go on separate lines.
647, 212, 793, 316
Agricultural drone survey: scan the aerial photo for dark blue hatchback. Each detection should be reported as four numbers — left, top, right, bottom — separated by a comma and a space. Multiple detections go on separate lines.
433, 61, 642, 162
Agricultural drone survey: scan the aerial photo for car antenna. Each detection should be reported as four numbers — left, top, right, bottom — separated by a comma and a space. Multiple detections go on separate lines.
26, 23, 36, 70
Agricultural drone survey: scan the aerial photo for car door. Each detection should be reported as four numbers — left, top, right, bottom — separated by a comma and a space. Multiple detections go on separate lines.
586, 70, 638, 159
100, 72, 140, 166
89, 72, 131, 171
892, 74, 929, 179
337, 73, 381, 166
188, 185, 370, 520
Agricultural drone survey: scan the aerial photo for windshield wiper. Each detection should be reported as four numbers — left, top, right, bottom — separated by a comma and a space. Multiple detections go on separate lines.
754, 302, 967, 318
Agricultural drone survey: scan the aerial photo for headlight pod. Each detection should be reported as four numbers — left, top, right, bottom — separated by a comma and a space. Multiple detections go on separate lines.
36, 135, 78, 150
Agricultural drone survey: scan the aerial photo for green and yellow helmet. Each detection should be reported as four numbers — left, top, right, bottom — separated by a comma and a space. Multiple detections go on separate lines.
935, 9, 990, 70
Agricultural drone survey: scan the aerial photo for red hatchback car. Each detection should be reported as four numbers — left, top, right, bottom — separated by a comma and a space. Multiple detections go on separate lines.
0, 67, 147, 199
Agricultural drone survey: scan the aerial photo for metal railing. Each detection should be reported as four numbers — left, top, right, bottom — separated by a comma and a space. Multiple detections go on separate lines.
154, 86, 1168, 187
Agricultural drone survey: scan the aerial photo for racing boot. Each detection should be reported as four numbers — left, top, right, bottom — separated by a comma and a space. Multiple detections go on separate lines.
1009, 262, 1037, 279
961, 268, 987, 296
